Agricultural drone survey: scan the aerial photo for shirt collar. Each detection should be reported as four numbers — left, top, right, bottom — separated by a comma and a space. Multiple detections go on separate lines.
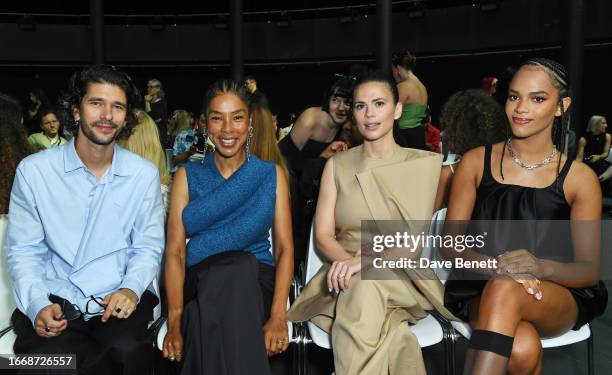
63, 138, 130, 177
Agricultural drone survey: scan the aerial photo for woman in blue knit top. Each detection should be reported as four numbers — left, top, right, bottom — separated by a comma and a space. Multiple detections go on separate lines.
162, 79, 294, 374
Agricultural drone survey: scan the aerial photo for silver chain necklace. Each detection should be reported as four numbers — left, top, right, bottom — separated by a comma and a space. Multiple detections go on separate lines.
506, 139, 557, 170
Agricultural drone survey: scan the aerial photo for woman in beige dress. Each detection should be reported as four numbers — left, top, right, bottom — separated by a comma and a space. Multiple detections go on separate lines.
287, 71, 456, 375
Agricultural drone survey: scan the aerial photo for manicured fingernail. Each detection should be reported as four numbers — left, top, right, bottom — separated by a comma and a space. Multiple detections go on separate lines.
328, 288, 332, 293
527, 288, 533, 294
335, 289, 339, 294
535, 292, 542, 300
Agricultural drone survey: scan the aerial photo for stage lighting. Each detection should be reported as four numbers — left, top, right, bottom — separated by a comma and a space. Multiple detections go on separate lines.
480, 1, 499, 11
17, 15, 35, 31
150, 15, 165, 31
407, 0, 425, 19
408, 10, 424, 19
339, 7, 356, 24
276, 11, 290, 28
215, 15, 228, 29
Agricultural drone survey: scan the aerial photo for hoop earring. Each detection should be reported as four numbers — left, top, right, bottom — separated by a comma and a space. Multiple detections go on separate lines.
201, 126, 209, 163
245, 125, 254, 161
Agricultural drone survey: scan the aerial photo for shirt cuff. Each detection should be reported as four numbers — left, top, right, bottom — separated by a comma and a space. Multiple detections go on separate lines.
119, 278, 145, 303
26, 295, 53, 329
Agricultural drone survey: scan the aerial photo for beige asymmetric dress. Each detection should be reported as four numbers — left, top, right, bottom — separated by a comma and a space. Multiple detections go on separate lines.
287, 145, 457, 375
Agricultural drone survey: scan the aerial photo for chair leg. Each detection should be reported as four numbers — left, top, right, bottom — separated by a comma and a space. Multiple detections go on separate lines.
587, 332, 594, 375
430, 311, 456, 375
449, 327, 457, 375
294, 323, 309, 375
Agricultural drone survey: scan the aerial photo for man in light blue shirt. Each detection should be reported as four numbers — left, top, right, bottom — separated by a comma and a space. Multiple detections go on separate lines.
6, 65, 165, 374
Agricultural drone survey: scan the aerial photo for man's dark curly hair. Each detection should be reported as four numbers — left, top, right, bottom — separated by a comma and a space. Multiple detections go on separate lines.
58, 65, 141, 140
440, 89, 507, 155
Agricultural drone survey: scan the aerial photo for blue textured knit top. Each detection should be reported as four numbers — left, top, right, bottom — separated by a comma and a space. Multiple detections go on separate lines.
182, 155, 276, 267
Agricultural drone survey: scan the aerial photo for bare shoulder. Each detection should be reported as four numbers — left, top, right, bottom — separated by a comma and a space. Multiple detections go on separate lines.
564, 159, 601, 202
566, 159, 599, 187
275, 163, 287, 182
295, 107, 323, 130
461, 145, 486, 167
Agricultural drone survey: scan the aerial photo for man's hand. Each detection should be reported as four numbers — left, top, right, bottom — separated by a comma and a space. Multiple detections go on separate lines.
144, 94, 153, 102
100, 288, 138, 322
34, 304, 67, 338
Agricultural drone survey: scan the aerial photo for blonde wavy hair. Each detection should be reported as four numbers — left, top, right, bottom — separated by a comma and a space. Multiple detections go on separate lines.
118, 109, 171, 186
251, 105, 290, 181
171, 109, 192, 136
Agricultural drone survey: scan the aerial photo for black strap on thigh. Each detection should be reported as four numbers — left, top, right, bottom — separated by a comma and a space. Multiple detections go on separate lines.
468, 329, 514, 357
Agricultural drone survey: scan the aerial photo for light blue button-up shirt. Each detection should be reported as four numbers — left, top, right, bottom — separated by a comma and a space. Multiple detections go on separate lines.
5, 139, 165, 325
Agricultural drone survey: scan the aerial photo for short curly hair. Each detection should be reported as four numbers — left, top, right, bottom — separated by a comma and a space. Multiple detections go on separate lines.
58, 65, 141, 140
440, 89, 507, 155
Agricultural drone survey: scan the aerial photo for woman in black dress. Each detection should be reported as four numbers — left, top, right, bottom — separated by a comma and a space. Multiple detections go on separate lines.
443, 58, 607, 375
576, 115, 610, 176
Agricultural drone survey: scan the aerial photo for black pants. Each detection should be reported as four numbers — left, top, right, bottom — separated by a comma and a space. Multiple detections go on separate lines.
181, 251, 275, 375
12, 291, 158, 375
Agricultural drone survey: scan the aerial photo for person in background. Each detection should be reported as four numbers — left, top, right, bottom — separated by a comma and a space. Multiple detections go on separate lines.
433, 89, 507, 211
492, 66, 517, 107
171, 109, 200, 169
251, 104, 290, 180
0, 92, 32, 215
245, 75, 270, 109
277, 112, 297, 141
481, 76, 499, 96
144, 78, 169, 147
118, 109, 172, 215
278, 77, 352, 270
391, 51, 428, 150
576, 115, 610, 176
27, 107, 68, 151
25, 88, 50, 134
424, 107, 441, 153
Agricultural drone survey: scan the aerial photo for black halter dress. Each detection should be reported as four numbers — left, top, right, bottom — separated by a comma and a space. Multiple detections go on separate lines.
444, 145, 607, 329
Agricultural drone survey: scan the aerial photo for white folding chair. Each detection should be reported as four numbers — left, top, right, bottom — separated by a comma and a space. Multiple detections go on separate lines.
298, 223, 449, 374
164, 148, 174, 174
429, 208, 595, 375
0, 216, 17, 357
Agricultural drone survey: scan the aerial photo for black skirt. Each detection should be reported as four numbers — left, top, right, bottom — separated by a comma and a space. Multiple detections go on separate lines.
181, 251, 275, 375
444, 279, 608, 330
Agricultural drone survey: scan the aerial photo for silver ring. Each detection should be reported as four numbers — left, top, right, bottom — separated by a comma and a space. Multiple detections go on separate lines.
45, 326, 50, 333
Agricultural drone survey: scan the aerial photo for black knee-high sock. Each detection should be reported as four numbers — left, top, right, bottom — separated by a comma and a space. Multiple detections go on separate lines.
463, 329, 514, 375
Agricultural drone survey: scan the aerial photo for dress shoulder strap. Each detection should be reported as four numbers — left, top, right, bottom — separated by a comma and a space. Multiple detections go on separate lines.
554, 156, 574, 191
481, 144, 494, 184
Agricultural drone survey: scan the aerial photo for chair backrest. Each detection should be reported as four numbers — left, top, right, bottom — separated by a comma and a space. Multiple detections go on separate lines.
429, 208, 451, 282
165, 148, 174, 173
305, 223, 325, 284
0, 216, 16, 329
304, 223, 333, 348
